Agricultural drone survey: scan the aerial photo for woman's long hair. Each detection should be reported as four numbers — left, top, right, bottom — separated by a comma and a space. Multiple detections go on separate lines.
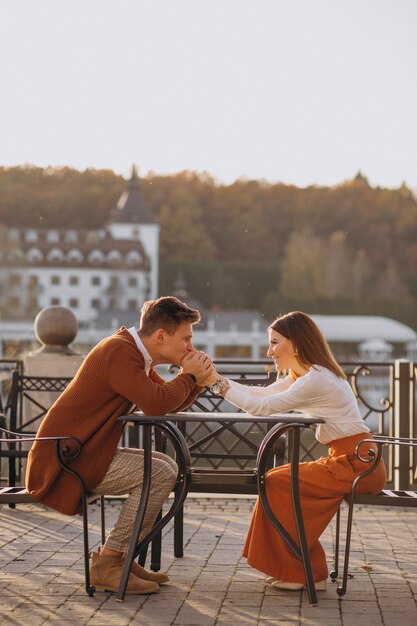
270, 311, 346, 379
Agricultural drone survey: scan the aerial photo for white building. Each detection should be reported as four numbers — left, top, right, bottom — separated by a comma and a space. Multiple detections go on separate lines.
0, 167, 159, 324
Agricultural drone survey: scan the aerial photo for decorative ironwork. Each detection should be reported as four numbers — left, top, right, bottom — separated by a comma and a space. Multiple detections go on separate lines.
0, 359, 415, 489
182, 360, 400, 480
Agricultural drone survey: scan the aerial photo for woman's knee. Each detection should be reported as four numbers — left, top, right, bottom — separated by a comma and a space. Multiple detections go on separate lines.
265, 466, 290, 492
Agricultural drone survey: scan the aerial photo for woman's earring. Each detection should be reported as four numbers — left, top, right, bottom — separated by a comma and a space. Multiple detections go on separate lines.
293, 350, 298, 356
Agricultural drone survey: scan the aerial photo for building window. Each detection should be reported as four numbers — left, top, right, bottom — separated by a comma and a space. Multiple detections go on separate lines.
67, 248, 84, 263
47, 230, 60, 243
69, 298, 79, 308
91, 299, 101, 309
25, 230, 38, 242
8, 296, 20, 308
126, 250, 143, 265
28, 275, 38, 287
214, 345, 252, 358
7, 248, 24, 262
107, 250, 122, 264
27, 247, 44, 262
109, 275, 118, 287
127, 299, 138, 311
8, 229, 20, 242
69, 276, 79, 285
91, 276, 101, 286
9, 274, 21, 286
65, 230, 78, 243
50, 297, 60, 305
128, 276, 138, 287
27, 296, 38, 310
51, 275, 60, 285
87, 249, 105, 264
47, 247, 64, 262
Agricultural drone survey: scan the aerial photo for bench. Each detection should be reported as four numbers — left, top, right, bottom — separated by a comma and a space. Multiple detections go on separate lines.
331, 435, 417, 597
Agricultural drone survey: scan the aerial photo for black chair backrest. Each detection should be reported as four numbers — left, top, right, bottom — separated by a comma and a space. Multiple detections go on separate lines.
1, 369, 73, 486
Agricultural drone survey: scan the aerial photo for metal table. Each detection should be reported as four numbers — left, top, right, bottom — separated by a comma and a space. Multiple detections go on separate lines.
115, 412, 324, 605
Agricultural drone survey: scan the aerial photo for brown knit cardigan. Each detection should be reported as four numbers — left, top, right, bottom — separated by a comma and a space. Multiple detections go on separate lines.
25, 327, 201, 515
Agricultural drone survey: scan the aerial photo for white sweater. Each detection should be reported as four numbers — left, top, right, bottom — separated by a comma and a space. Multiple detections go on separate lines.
225, 365, 370, 445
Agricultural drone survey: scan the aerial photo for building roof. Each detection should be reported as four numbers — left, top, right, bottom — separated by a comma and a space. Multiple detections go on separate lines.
312, 315, 417, 343
206, 310, 267, 332
112, 166, 155, 225
1, 228, 150, 270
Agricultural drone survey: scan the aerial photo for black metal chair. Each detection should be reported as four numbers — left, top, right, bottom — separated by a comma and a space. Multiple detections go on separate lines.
0, 369, 106, 596
0, 422, 105, 596
331, 435, 417, 597
1, 370, 76, 487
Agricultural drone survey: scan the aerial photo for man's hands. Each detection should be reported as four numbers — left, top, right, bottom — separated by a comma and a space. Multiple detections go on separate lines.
181, 351, 215, 386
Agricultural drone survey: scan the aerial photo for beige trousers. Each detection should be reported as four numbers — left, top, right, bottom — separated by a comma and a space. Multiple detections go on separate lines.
92, 447, 178, 552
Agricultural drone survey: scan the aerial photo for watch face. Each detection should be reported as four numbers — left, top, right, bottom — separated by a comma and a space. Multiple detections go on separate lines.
211, 381, 221, 394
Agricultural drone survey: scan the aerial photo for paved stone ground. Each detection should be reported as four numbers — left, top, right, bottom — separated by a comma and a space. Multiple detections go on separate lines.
0, 496, 416, 626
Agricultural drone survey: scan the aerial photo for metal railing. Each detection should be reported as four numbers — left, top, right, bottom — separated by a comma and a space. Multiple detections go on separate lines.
1, 358, 415, 490
175, 359, 416, 490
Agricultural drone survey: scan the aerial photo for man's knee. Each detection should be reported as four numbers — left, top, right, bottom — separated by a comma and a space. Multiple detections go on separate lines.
153, 457, 178, 487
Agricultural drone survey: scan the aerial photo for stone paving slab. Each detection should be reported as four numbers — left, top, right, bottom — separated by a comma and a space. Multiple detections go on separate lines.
0, 497, 416, 625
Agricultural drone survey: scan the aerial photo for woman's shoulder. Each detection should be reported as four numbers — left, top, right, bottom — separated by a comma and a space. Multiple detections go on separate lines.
303, 365, 343, 385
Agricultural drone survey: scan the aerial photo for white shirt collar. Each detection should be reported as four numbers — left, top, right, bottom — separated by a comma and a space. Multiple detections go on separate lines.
126, 326, 152, 375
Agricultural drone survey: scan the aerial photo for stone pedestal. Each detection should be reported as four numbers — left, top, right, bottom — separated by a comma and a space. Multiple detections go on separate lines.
25, 304, 84, 377
20, 306, 85, 475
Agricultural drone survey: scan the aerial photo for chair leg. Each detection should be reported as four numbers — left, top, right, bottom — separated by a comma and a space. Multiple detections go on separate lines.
81, 495, 95, 597
174, 505, 184, 558
138, 544, 148, 567
100, 496, 106, 546
150, 511, 162, 571
330, 506, 341, 581
337, 497, 355, 597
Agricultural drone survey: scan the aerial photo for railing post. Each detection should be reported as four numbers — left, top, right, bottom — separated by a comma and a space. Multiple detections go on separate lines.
393, 359, 413, 490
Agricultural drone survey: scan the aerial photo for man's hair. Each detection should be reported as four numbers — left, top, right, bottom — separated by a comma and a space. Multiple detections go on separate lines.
139, 296, 201, 336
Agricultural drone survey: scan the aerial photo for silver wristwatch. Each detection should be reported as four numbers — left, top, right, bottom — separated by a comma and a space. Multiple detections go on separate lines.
209, 377, 230, 396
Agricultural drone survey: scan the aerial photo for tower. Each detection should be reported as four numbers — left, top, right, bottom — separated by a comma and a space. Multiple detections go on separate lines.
107, 166, 160, 298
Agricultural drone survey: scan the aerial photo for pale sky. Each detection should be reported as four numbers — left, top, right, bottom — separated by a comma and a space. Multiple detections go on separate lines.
1, 0, 416, 189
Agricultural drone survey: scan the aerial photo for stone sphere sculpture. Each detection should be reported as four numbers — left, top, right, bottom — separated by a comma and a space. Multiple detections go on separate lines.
34, 305, 78, 354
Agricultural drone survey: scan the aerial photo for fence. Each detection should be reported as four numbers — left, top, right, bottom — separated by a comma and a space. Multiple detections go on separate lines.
1, 358, 415, 490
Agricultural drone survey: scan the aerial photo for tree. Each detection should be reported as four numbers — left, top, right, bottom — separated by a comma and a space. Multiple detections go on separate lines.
280, 229, 329, 299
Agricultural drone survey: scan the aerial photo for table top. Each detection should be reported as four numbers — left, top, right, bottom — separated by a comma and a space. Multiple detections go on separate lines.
120, 411, 324, 426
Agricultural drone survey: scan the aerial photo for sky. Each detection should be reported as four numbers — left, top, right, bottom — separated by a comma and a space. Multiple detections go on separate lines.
1, 0, 417, 189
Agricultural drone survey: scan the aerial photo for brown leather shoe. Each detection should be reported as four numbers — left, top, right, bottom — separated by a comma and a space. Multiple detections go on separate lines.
90, 550, 159, 594
126, 558, 169, 585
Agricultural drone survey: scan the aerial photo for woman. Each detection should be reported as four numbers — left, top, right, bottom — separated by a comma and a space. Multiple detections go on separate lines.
205, 311, 386, 591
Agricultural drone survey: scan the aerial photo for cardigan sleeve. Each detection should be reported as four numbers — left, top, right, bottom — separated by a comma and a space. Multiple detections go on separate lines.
105, 346, 197, 415
148, 367, 203, 411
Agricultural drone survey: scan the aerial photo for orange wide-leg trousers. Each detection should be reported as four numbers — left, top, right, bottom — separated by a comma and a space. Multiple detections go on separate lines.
243, 433, 387, 583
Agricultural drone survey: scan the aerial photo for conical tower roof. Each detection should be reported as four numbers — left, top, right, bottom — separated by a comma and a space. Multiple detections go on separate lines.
113, 165, 155, 224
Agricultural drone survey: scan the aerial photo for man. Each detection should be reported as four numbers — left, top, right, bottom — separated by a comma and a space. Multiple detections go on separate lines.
26, 296, 213, 594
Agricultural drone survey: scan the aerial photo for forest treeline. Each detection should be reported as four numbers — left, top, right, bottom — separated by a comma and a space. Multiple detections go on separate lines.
1, 165, 416, 329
